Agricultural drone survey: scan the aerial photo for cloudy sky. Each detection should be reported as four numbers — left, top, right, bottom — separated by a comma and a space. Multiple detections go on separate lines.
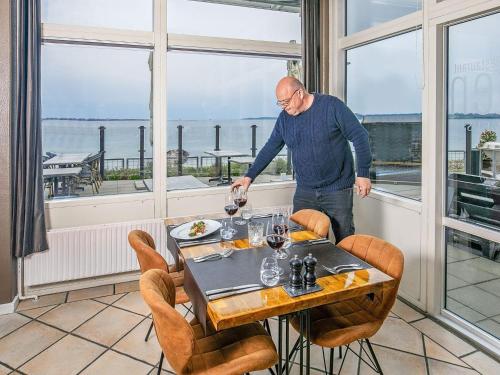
41, 0, 499, 119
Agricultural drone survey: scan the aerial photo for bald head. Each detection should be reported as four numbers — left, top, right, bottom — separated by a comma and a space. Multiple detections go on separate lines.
276, 77, 305, 98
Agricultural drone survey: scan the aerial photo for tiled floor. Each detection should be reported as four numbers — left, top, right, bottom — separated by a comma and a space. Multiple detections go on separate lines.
0, 282, 498, 375
446, 244, 500, 340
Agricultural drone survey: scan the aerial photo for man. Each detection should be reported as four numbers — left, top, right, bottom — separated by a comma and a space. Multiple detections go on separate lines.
231, 77, 372, 243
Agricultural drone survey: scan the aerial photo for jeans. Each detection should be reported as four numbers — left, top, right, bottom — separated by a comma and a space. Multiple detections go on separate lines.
293, 186, 354, 244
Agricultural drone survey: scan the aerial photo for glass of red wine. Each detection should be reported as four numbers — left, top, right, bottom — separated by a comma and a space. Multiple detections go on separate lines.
266, 221, 287, 275
224, 191, 239, 235
233, 187, 248, 225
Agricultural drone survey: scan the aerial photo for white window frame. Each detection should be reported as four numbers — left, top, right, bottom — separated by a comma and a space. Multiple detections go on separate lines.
41, 0, 302, 220
330, 0, 500, 354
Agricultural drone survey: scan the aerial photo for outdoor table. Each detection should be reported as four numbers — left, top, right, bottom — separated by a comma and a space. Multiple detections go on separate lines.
43, 167, 82, 197
165, 213, 396, 374
203, 150, 249, 185
43, 153, 92, 167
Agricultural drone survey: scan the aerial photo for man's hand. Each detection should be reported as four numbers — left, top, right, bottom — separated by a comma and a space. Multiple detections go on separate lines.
355, 177, 371, 198
231, 176, 252, 191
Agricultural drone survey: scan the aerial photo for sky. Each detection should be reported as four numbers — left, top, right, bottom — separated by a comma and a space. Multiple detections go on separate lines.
41, 0, 499, 119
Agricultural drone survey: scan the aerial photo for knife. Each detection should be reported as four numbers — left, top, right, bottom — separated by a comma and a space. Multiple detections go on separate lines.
179, 238, 220, 247
207, 286, 264, 301
205, 283, 262, 296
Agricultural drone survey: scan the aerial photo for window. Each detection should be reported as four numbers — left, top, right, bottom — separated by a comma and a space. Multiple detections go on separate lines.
167, 0, 301, 42
346, 30, 423, 200
345, 0, 421, 35
446, 13, 500, 232
42, 44, 153, 198
42, 0, 153, 31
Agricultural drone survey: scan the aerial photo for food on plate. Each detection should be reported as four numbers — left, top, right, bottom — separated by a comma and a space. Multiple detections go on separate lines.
188, 221, 206, 237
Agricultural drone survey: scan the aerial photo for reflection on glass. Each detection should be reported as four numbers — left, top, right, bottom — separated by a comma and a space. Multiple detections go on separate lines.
41, 43, 153, 199
346, 0, 421, 35
346, 30, 422, 200
166, 51, 299, 190
445, 228, 500, 339
446, 13, 500, 232
42, 0, 153, 31
167, 0, 301, 42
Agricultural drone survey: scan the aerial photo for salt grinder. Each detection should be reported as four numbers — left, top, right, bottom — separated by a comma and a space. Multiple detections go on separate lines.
303, 253, 317, 288
289, 254, 303, 289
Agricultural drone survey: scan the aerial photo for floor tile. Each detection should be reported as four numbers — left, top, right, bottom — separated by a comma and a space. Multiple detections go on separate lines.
19, 334, 105, 375
16, 293, 67, 312
0, 364, 11, 375
93, 294, 125, 305
447, 261, 497, 284
412, 319, 475, 357
74, 306, 143, 347
446, 297, 487, 323
0, 321, 65, 368
38, 299, 107, 332
115, 280, 140, 294
113, 319, 161, 365
0, 313, 30, 339
476, 278, 500, 298
475, 319, 500, 339
448, 245, 479, 261
448, 285, 500, 317
462, 351, 500, 375
423, 336, 468, 367
362, 344, 427, 375
427, 358, 479, 374
463, 257, 500, 277
370, 317, 424, 356
492, 314, 500, 324
447, 274, 470, 290
18, 305, 56, 319
391, 299, 424, 322
112, 291, 150, 316
67, 285, 114, 303
80, 350, 152, 375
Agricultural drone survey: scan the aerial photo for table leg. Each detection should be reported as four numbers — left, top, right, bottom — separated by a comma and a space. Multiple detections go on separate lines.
306, 309, 311, 375
299, 311, 304, 375
278, 315, 283, 375
285, 315, 290, 375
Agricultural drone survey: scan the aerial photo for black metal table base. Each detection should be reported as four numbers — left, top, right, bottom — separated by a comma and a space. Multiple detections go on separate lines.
277, 310, 311, 375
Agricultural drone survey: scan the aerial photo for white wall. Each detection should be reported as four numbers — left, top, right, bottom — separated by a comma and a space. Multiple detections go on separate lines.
353, 192, 424, 308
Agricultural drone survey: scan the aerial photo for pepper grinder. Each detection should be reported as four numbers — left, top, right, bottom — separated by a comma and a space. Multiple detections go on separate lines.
303, 253, 317, 288
289, 254, 303, 289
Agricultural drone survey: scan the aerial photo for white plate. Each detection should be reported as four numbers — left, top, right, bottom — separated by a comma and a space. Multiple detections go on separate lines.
170, 219, 222, 240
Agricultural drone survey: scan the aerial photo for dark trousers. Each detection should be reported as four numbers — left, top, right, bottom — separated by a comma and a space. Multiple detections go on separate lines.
293, 187, 355, 244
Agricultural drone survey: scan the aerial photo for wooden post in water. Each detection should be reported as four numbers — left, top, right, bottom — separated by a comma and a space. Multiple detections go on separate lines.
99, 126, 105, 179
251, 124, 257, 157
215, 124, 221, 175
139, 125, 145, 178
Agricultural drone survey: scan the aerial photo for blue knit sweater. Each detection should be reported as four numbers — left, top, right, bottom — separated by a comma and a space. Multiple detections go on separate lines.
246, 94, 371, 191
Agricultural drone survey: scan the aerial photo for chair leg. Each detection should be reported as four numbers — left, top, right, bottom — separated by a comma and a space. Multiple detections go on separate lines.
145, 320, 154, 342
263, 318, 271, 335
329, 348, 334, 375
338, 345, 342, 358
365, 339, 383, 374
157, 352, 164, 375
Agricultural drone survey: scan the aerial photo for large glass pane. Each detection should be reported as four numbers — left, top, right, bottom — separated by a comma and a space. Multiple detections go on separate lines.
346, 30, 422, 200
346, 0, 422, 35
445, 227, 500, 339
167, 0, 301, 42
42, 0, 153, 31
42, 43, 153, 199
167, 51, 299, 190
446, 13, 500, 232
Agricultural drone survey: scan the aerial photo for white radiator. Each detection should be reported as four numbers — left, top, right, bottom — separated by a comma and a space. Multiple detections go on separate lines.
24, 219, 172, 286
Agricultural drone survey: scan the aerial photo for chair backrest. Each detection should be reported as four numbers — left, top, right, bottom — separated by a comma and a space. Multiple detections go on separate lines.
128, 230, 168, 274
290, 209, 330, 238
140, 269, 195, 374
337, 234, 404, 320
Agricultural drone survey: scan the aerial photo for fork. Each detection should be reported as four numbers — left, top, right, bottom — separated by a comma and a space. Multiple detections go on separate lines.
193, 249, 234, 262
322, 264, 363, 274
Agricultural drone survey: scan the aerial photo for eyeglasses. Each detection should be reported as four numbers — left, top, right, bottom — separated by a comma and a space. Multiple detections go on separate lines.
276, 88, 300, 108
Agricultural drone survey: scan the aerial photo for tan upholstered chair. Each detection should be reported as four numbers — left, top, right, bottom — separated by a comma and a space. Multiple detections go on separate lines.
128, 229, 189, 341
140, 269, 279, 375
291, 234, 404, 374
290, 209, 330, 238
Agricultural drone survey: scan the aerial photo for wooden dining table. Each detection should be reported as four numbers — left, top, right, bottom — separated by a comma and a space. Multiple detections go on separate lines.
165, 212, 396, 375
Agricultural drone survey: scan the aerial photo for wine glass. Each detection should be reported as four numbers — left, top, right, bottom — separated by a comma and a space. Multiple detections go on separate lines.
266, 221, 287, 275
224, 191, 238, 234
233, 187, 248, 225
260, 257, 280, 286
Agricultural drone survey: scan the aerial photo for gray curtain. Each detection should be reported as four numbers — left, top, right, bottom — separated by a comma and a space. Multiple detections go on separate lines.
11, 0, 48, 258
301, 0, 321, 93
